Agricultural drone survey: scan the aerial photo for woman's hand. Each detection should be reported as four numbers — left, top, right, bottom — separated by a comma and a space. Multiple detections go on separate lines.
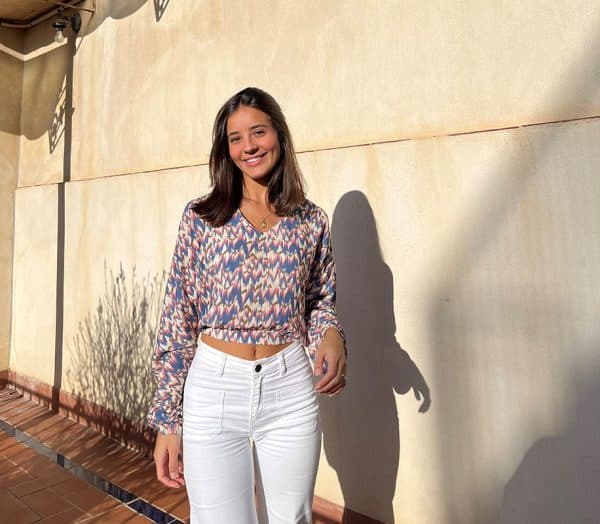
153, 432, 185, 488
314, 328, 347, 397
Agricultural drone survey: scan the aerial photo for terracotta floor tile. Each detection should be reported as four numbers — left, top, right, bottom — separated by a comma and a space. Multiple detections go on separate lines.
20, 410, 58, 436
42, 422, 89, 450
38, 505, 86, 523
10, 448, 54, 469
77, 504, 151, 523
35, 414, 77, 434
108, 456, 153, 485
21, 486, 75, 518
1, 441, 38, 461
0, 433, 23, 453
141, 485, 185, 506
0, 456, 20, 474
3, 403, 43, 426
50, 419, 89, 437
84, 449, 144, 479
4, 505, 41, 523
129, 477, 174, 504
47, 476, 91, 498
98, 448, 148, 477
88, 435, 122, 454
153, 489, 190, 519
10, 405, 49, 426
53, 429, 107, 461
8, 475, 57, 497
0, 465, 36, 489
0, 487, 41, 523
75, 442, 123, 471
0, 398, 31, 418
61, 484, 120, 516
21, 458, 74, 484
0, 487, 25, 512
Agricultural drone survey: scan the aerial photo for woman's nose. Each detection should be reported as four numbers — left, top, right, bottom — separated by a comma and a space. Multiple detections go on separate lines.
243, 137, 258, 153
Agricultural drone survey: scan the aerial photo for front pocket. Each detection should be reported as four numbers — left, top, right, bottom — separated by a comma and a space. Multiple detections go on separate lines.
275, 374, 319, 424
182, 385, 225, 439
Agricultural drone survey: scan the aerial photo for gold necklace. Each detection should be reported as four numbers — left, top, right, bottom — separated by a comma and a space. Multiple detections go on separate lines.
242, 197, 274, 228
260, 212, 274, 228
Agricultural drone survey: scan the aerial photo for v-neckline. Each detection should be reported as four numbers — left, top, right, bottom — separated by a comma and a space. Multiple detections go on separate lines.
236, 208, 284, 235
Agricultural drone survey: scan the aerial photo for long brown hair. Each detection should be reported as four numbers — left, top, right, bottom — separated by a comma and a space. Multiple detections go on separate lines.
192, 87, 306, 226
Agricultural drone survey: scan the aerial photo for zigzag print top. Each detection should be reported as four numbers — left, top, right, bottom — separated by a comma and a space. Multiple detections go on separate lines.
146, 197, 345, 435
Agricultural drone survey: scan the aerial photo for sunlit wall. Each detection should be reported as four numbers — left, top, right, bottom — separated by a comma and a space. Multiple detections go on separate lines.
6, 1, 600, 522
0, 27, 23, 373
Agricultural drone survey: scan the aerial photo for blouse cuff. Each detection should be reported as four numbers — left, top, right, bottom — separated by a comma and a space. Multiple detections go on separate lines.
306, 319, 347, 361
154, 421, 182, 436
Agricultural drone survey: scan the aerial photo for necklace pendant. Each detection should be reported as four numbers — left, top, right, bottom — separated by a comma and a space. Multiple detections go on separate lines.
261, 218, 268, 228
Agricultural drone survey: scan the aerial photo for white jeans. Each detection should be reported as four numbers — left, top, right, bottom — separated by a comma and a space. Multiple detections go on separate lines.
182, 338, 321, 524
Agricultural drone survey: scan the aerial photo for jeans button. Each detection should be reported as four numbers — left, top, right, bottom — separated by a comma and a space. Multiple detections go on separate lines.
255, 364, 262, 372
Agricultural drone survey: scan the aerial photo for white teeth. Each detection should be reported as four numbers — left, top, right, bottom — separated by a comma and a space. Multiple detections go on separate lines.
245, 156, 262, 164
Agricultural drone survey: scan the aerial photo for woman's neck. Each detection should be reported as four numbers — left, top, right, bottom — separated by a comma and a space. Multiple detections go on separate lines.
242, 178, 270, 206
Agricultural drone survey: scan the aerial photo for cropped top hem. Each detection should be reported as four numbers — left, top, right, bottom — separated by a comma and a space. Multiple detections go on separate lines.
201, 327, 302, 346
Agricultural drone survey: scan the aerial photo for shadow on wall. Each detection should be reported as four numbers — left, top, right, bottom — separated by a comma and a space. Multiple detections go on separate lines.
66, 262, 165, 425
0, 0, 174, 140
0, 30, 23, 136
427, 16, 600, 524
494, 354, 600, 524
320, 190, 431, 524
154, 0, 170, 21
48, 83, 66, 153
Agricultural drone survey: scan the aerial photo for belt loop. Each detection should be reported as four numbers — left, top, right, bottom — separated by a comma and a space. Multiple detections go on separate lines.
216, 353, 227, 376
278, 351, 287, 376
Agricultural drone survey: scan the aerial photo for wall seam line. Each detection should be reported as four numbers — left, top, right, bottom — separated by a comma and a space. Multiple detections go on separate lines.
15, 113, 600, 188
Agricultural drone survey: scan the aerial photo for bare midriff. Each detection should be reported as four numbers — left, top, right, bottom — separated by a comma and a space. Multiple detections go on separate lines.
200, 333, 290, 361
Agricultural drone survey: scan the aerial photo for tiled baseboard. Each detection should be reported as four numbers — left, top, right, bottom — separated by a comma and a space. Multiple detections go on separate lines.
0, 369, 383, 524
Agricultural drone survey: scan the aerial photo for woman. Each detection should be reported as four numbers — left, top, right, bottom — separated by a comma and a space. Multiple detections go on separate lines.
146, 87, 347, 523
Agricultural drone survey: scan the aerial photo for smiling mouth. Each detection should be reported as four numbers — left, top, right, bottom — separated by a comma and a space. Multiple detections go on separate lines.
243, 153, 267, 166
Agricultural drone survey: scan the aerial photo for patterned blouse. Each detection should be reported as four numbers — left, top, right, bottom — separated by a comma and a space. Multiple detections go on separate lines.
146, 197, 346, 435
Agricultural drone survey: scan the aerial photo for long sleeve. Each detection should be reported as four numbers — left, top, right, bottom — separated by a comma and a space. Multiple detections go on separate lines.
146, 202, 200, 435
304, 209, 347, 361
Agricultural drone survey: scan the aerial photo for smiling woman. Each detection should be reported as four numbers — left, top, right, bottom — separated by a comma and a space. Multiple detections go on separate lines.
226, 106, 281, 183
146, 87, 348, 523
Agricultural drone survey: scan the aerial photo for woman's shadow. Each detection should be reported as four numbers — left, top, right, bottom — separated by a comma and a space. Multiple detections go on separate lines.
320, 190, 431, 523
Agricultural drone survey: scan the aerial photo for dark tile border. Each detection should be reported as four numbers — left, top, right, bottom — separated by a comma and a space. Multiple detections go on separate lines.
0, 418, 184, 524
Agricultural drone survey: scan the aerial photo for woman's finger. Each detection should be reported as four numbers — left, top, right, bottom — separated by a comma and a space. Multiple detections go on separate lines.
313, 350, 326, 376
317, 365, 347, 394
168, 441, 185, 486
155, 451, 182, 488
315, 357, 340, 392
154, 435, 184, 488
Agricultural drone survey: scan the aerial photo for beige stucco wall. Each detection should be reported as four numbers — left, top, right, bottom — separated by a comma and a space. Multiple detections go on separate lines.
8, 1, 600, 523
15, 0, 600, 185
11, 184, 58, 385
302, 119, 600, 522
61, 167, 211, 422
0, 27, 23, 371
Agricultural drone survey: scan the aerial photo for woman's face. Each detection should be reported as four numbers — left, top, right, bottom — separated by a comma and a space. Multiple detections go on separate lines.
226, 105, 281, 183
